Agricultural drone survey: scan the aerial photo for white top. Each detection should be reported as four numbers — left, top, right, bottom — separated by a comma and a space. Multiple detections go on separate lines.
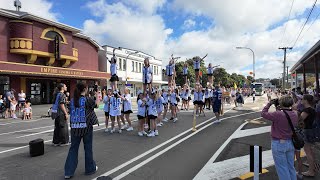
231, 90, 237, 96
166, 64, 175, 76
147, 98, 158, 116
123, 94, 132, 112
137, 99, 146, 117
207, 67, 214, 74
109, 97, 122, 116
156, 97, 165, 113
204, 89, 211, 98
110, 56, 117, 75
142, 66, 153, 83
103, 96, 110, 112
24, 107, 32, 114
18, 93, 26, 101
194, 92, 204, 102
180, 91, 188, 100
183, 67, 188, 75
162, 92, 169, 103
194, 60, 200, 69
170, 92, 177, 104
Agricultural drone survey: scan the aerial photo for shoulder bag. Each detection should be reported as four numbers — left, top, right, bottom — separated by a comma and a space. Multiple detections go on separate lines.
283, 110, 304, 149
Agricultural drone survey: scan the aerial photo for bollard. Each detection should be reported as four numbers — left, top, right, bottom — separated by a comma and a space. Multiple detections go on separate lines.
192, 104, 197, 132
250, 145, 262, 180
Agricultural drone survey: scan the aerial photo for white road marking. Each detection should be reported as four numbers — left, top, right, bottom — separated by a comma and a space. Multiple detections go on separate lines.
0, 118, 48, 125
94, 110, 258, 180
233, 126, 271, 139
0, 125, 53, 136
194, 150, 274, 180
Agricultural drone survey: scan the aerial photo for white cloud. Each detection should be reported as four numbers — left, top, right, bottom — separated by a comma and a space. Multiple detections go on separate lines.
0, 0, 58, 21
183, 19, 196, 29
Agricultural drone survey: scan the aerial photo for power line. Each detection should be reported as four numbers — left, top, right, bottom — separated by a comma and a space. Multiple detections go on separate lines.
280, 0, 295, 46
299, 7, 320, 40
292, 0, 318, 47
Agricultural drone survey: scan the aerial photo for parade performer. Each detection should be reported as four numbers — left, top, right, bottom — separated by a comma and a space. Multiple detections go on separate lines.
109, 90, 122, 133
156, 91, 165, 127
109, 48, 119, 91
162, 88, 169, 122
207, 63, 219, 86
169, 87, 178, 122
142, 58, 153, 96
147, 91, 158, 137
103, 88, 112, 133
137, 92, 147, 137
193, 54, 207, 84
193, 84, 204, 116
166, 58, 175, 88
212, 85, 223, 123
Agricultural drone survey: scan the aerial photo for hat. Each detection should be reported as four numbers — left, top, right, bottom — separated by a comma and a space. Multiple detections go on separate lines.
107, 87, 112, 90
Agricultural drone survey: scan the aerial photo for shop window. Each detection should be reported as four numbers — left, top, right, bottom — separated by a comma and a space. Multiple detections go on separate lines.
154, 65, 156, 74
123, 59, 126, 71
0, 76, 10, 94
119, 58, 122, 70
132, 61, 134, 72
139, 63, 141, 73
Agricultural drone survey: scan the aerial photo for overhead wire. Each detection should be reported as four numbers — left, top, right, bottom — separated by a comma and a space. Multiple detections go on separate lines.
299, 4, 320, 40
280, 0, 295, 46
291, 0, 318, 47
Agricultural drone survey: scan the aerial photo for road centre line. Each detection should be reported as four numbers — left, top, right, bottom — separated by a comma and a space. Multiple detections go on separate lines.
0, 118, 47, 125
0, 125, 53, 136
112, 111, 259, 180
94, 110, 259, 179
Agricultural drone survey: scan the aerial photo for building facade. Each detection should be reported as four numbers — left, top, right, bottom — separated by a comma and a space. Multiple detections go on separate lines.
0, 9, 109, 104
103, 45, 166, 96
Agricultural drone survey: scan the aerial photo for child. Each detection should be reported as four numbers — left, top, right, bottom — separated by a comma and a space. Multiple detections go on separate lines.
193, 54, 207, 84
193, 85, 204, 117
10, 97, 17, 119
103, 88, 112, 133
170, 88, 178, 122
137, 92, 147, 136
142, 58, 153, 96
22, 101, 32, 120
156, 91, 165, 127
109, 48, 119, 91
109, 91, 122, 133
147, 91, 158, 137
207, 63, 214, 86
166, 59, 175, 89
121, 88, 133, 131
183, 62, 188, 85
162, 89, 169, 122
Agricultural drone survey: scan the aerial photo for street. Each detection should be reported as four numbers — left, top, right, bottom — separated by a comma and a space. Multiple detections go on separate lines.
0, 95, 276, 180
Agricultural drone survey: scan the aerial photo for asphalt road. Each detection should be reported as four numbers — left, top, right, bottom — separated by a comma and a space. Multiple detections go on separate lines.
0, 96, 268, 180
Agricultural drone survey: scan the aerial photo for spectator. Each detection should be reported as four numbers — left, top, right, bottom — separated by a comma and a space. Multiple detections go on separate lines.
10, 97, 17, 119
52, 83, 69, 146
22, 101, 32, 120
18, 90, 26, 113
4, 89, 15, 118
261, 95, 298, 180
300, 94, 317, 177
0, 94, 5, 117
64, 81, 99, 179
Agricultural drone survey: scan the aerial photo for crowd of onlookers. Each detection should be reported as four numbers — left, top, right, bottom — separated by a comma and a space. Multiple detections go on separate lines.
262, 87, 320, 179
0, 89, 33, 120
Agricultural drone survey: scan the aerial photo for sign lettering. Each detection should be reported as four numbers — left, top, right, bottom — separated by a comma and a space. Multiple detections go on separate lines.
40, 67, 84, 76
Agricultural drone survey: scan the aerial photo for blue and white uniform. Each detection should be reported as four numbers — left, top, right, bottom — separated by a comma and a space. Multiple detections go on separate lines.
142, 66, 153, 84
207, 67, 214, 75
110, 55, 119, 82
193, 91, 204, 105
194, 60, 200, 70
109, 96, 122, 116
156, 97, 165, 113
212, 90, 222, 113
183, 66, 188, 76
103, 95, 110, 116
170, 92, 178, 106
147, 99, 158, 118
162, 92, 169, 104
137, 99, 146, 119
123, 94, 132, 114
166, 64, 175, 76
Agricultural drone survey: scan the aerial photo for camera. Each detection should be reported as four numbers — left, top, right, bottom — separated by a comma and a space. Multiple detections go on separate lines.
270, 98, 279, 107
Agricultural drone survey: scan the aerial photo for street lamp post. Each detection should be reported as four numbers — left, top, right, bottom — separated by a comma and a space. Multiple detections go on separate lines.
236, 47, 255, 81
124, 50, 139, 85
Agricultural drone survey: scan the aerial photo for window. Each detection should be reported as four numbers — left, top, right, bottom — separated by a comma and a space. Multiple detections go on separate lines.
132, 61, 134, 72
139, 63, 141, 73
40, 27, 67, 44
135, 62, 138, 72
157, 66, 159, 75
44, 31, 63, 41
123, 59, 126, 71
154, 65, 156, 74
119, 58, 122, 70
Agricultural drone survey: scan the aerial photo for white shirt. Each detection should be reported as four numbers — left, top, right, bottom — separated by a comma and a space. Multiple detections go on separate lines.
204, 89, 211, 98
147, 99, 158, 116
109, 97, 122, 116
110, 56, 117, 75
18, 93, 26, 101
123, 94, 132, 112
183, 67, 188, 75
170, 92, 177, 104
137, 99, 146, 117
162, 92, 169, 103
142, 66, 153, 83
194, 92, 204, 102
103, 96, 110, 112
156, 97, 165, 113
166, 64, 175, 76
207, 67, 214, 74
194, 60, 200, 69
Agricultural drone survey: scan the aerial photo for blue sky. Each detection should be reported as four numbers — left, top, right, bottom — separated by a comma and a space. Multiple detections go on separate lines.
1, 0, 320, 78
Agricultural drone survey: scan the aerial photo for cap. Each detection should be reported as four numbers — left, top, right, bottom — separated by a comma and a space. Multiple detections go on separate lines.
107, 87, 112, 90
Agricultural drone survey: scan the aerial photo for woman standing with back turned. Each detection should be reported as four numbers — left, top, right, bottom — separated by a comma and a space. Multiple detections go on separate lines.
64, 82, 99, 179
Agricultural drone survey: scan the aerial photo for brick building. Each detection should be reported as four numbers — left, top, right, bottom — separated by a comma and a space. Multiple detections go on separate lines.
0, 8, 109, 104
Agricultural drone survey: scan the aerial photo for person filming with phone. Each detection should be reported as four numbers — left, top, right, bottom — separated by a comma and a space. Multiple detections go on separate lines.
261, 95, 299, 180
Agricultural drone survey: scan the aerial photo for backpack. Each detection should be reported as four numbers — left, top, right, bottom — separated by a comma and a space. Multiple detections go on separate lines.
70, 97, 87, 129
51, 93, 61, 120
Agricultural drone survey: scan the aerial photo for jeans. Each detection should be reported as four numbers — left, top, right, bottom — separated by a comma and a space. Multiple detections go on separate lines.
271, 139, 297, 180
64, 127, 96, 176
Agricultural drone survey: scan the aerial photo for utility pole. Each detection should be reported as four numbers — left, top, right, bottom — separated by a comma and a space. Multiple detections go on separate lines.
279, 47, 292, 89
286, 66, 289, 89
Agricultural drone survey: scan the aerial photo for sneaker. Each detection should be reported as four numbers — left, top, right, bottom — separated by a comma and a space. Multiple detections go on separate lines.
155, 130, 159, 136
138, 131, 143, 136
160, 122, 163, 126
142, 131, 148, 135
156, 123, 162, 127
13, 114, 17, 119
104, 128, 109, 133
126, 126, 133, 131
118, 129, 122, 134
213, 120, 221, 124
196, 114, 199, 117
173, 118, 178, 123
147, 131, 155, 137
52, 143, 59, 147
162, 118, 168, 122
64, 176, 72, 179
59, 143, 70, 146
121, 124, 128, 130
110, 128, 115, 133
218, 119, 221, 123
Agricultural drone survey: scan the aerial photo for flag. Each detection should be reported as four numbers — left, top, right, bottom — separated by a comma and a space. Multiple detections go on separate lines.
234, 83, 237, 89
